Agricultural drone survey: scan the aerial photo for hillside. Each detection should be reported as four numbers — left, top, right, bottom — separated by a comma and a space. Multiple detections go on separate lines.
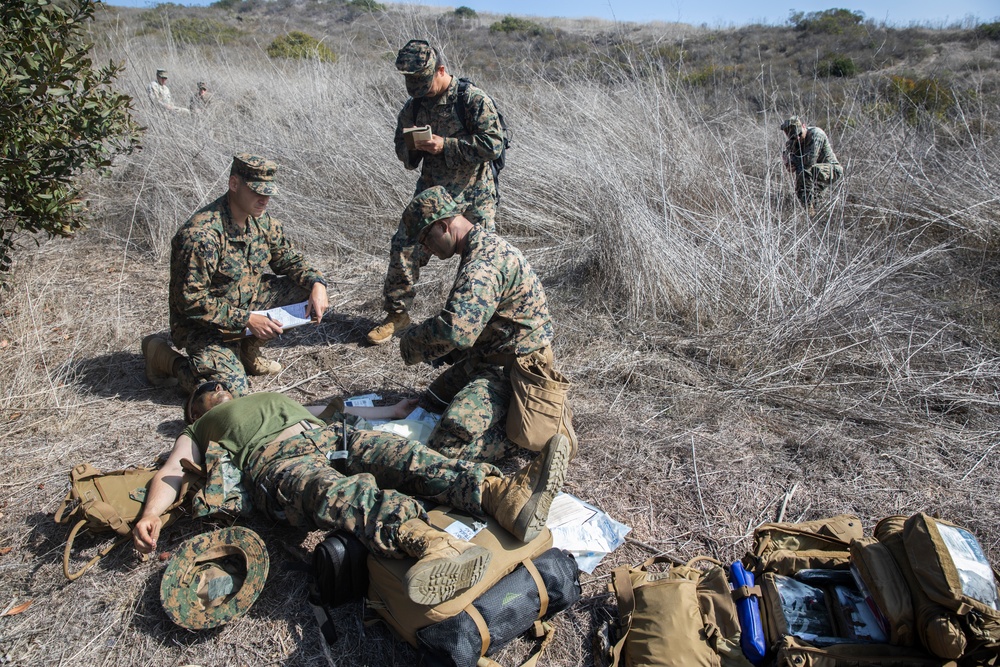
1, 2, 1000, 665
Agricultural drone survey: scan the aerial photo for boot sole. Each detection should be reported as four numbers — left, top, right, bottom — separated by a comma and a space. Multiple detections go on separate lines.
141, 334, 178, 387
513, 434, 572, 542
404, 545, 491, 606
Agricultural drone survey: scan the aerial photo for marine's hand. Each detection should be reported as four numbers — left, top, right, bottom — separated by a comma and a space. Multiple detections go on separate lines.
391, 398, 420, 419
247, 312, 284, 340
307, 282, 329, 324
132, 516, 162, 554
414, 134, 444, 155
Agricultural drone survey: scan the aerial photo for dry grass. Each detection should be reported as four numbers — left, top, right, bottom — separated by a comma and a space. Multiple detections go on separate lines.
2, 4, 1000, 666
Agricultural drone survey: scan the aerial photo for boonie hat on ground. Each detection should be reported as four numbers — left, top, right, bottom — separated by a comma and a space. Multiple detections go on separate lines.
231, 153, 279, 196
156, 69, 168, 78
396, 39, 437, 98
781, 116, 804, 137
404, 186, 461, 243
160, 526, 269, 630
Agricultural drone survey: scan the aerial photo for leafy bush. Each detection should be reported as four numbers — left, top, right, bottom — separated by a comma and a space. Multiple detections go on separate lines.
347, 0, 384, 11
818, 55, 857, 77
168, 17, 243, 45
454, 6, 477, 18
266, 31, 337, 62
789, 8, 864, 34
977, 21, 1000, 40
0, 0, 142, 272
885, 75, 954, 121
489, 15, 546, 36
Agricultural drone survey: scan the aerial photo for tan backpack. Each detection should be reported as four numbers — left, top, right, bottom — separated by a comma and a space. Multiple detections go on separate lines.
54, 463, 194, 580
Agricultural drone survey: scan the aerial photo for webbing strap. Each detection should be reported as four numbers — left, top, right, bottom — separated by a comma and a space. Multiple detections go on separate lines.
522, 558, 549, 619
467, 603, 491, 657
609, 565, 636, 666
731, 584, 762, 602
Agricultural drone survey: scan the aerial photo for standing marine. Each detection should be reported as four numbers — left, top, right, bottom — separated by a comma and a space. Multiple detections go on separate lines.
141, 153, 329, 400
781, 116, 844, 211
367, 39, 505, 345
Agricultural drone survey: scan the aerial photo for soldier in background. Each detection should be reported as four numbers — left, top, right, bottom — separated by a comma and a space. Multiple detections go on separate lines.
367, 39, 505, 345
781, 116, 843, 212
146, 69, 189, 115
189, 81, 212, 113
141, 154, 329, 401
133, 382, 573, 606
398, 187, 566, 464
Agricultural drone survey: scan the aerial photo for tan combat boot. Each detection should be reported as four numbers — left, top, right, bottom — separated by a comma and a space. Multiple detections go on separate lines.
366, 311, 411, 346
481, 433, 572, 542
240, 338, 281, 375
397, 518, 492, 605
141, 334, 182, 387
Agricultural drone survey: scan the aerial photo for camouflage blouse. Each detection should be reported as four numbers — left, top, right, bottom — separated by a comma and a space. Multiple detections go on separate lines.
399, 225, 553, 365
169, 194, 324, 346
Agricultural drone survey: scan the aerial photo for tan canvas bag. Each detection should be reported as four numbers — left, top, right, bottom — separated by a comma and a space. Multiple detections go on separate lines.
608, 555, 753, 667
750, 514, 862, 575
850, 537, 917, 646
506, 348, 577, 454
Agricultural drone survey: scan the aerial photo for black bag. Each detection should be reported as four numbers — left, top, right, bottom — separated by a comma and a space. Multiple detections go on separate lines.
416, 547, 582, 667
309, 531, 369, 644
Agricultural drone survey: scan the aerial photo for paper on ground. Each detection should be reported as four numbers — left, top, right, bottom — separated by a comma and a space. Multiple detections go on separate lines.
546, 493, 630, 573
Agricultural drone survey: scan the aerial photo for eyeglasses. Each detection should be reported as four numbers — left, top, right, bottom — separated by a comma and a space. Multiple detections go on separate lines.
193, 381, 227, 400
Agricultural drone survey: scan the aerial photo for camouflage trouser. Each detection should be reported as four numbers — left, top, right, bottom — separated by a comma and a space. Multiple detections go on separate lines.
424, 359, 517, 464
795, 163, 843, 206
382, 196, 497, 314
243, 422, 500, 559
174, 275, 310, 397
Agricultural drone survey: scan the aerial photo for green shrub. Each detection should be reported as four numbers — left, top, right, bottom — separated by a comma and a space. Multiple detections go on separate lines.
0, 0, 142, 272
977, 21, 1000, 40
266, 31, 337, 62
489, 15, 546, 36
168, 17, 243, 45
454, 6, 477, 18
885, 74, 954, 121
817, 55, 857, 77
347, 0, 384, 11
789, 8, 864, 34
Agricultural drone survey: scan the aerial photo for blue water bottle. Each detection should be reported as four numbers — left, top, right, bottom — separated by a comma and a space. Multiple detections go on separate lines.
730, 561, 767, 665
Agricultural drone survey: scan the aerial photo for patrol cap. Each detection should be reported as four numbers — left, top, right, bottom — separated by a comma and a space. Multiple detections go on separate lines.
198, 81, 207, 90
395, 39, 438, 98
160, 526, 269, 630
781, 116, 804, 137
231, 153, 280, 196
156, 69, 168, 78
404, 186, 461, 243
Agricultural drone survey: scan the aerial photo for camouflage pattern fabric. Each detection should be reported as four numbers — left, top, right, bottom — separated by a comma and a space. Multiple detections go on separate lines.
159, 525, 269, 629
783, 126, 844, 206
169, 193, 323, 395
236, 409, 499, 559
424, 361, 518, 462
400, 225, 553, 462
384, 75, 503, 313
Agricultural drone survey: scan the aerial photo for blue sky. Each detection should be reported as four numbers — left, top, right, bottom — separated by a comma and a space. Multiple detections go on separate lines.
102, 0, 999, 27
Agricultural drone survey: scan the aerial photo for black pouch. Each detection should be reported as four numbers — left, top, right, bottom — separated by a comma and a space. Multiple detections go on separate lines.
312, 530, 369, 607
416, 548, 581, 667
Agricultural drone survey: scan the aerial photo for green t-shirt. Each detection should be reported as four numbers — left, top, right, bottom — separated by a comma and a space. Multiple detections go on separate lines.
183, 392, 322, 469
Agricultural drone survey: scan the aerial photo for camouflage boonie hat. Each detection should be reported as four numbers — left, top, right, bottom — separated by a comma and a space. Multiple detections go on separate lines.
395, 39, 437, 98
159, 526, 269, 630
197, 81, 207, 89
156, 69, 168, 78
781, 116, 804, 137
404, 186, 461, 243
231, 153, 279, 196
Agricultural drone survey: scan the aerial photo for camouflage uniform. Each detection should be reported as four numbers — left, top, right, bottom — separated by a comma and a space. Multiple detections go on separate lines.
400, 219, 553, 463
782, 118, 844, 207
384, 41, 505, 315
190, 393, 501, 559
169, 183, 325, 397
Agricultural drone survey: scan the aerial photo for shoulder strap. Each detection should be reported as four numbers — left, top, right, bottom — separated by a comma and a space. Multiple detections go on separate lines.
609, 564, 637, 666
